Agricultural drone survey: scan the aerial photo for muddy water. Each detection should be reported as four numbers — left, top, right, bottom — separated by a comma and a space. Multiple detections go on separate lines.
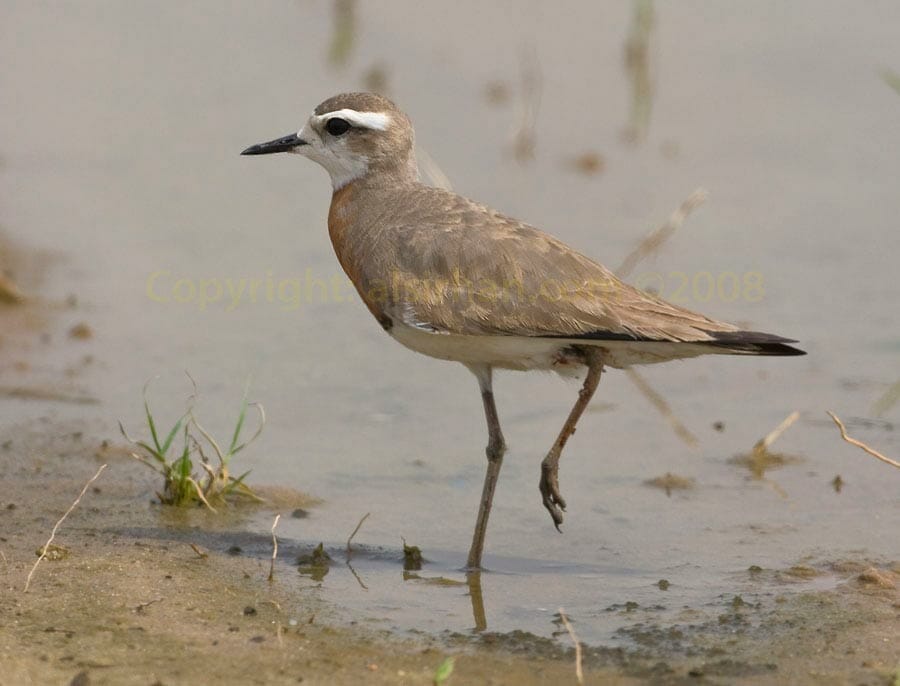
1, 1, 898, 648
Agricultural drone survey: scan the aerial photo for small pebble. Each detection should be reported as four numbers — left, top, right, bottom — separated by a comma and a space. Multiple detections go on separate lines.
68, 322, 93, 340
567, 152, 605, 176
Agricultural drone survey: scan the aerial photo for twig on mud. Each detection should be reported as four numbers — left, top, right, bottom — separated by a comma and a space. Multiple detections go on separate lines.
268, 513, 281, 582
189, 543, 208, 559
754, 410, 800, 453
729, 411, 800, 498
828, 411, 900, 470
558, 607, 584, 685
134, 597, 163, 614
616, 188, 708, 279
344, 513, 372, 589
346, 512, 371, 558
625, 369, 698, 447
24, 464, 107, 593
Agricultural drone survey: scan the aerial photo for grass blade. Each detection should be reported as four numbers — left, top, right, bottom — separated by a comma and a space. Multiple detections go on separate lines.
142, 379, 163, 453
191, 415, 225, 464
228, 392, 249, 456
230, 403, 266, 457
160, 415, 186, 455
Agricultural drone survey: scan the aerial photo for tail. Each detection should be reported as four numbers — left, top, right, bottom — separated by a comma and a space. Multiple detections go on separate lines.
704, 330, 806, 356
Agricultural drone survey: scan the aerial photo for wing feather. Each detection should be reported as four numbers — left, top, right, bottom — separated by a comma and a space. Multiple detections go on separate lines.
342, 184, 740, 342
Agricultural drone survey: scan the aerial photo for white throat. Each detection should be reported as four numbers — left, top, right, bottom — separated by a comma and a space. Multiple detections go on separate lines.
321, 154, 369, 190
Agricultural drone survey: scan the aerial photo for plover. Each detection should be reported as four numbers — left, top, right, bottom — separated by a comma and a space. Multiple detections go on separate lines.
242, 92, 805, 570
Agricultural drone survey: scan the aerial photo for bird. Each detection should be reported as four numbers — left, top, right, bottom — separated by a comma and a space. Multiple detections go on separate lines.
242, 92, 805, 570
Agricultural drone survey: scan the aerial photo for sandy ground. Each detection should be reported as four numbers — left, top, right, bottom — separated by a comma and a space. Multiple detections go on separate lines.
0, 420, 896, 686
0, 423, 633, 686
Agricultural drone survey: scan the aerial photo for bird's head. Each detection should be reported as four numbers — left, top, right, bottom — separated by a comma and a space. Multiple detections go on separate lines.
242, 92, 418, 190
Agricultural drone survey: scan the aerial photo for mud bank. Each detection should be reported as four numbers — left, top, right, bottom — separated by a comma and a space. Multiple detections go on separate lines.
0, 424, 897, 685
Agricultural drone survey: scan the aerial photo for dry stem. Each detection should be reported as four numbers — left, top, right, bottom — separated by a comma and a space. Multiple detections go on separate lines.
828, 411, 900, 469
346, 512, 371, 557
190, 478, 217, 512
268, 513, 281, 581
558, 607, 584, 685
754, 410, 800, 452
24, 463, 107, 592
616, 187, 708, 279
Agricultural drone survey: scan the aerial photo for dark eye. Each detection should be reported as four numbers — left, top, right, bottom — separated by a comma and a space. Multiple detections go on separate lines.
325, 118, 351, 136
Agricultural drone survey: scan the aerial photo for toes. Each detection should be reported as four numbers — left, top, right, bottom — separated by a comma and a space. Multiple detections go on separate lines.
539, 469, 566, 530
541, 477, 567, 511
541, 493, 565, 530
549, 504, 564, 531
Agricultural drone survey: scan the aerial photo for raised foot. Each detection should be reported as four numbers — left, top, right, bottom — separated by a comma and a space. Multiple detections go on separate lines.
539, 461, 567, 531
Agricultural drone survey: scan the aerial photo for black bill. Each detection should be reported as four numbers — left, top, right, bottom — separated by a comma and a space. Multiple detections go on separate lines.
241, 133, 307, 155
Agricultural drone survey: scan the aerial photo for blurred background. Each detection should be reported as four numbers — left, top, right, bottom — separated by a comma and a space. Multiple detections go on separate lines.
1, 0, 898, 643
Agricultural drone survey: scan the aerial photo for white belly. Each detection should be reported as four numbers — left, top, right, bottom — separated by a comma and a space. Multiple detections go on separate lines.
389, 321, 574, 371
388, 321, 727, 372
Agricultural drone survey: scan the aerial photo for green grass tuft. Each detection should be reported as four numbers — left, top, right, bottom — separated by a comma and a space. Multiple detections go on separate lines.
120, 376, 265, 510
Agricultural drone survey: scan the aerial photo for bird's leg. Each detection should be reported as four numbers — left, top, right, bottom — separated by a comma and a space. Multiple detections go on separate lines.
540, 348, 604, 530
466, 364, 507, 570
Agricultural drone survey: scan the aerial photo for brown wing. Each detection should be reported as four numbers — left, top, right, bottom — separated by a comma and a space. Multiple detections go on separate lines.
340, 184, 740, 342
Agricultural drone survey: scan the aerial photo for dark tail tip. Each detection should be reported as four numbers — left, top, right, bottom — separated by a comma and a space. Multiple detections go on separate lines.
708, 330, 806, 356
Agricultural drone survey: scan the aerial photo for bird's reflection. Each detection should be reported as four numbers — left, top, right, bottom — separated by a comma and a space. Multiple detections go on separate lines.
398, 567, 489, 631
466, 570, 488, 632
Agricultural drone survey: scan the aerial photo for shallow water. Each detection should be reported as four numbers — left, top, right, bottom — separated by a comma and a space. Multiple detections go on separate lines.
2, 0, 898, 647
